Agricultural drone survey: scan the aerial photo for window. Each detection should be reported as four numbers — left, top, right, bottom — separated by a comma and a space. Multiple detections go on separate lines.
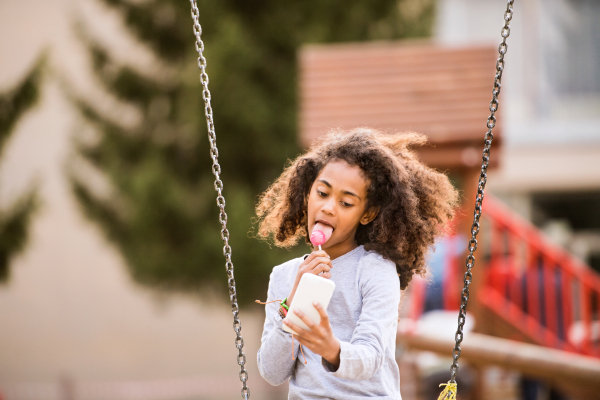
539, 0, 600, 117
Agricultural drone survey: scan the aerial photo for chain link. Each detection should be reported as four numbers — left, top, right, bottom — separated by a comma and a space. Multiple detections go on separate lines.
189, 2, 250, 399
448, 0, 515, 385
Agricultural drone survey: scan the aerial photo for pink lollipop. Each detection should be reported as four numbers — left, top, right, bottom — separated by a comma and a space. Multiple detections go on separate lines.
310, 222, 333, 249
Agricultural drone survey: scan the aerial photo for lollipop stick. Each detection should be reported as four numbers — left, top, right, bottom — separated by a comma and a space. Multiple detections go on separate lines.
319, 245, 321, 251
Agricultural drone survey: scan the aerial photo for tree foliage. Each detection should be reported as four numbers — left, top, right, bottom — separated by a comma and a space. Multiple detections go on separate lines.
71, 0, 435, 305
0, 60, 42, 282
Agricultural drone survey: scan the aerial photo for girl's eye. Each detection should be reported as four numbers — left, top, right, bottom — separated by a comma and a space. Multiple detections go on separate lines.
341, 202, 353, 207
317, 190, 327, 197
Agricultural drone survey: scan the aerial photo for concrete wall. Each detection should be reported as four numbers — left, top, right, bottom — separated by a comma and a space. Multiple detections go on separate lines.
0, 1, 283, 399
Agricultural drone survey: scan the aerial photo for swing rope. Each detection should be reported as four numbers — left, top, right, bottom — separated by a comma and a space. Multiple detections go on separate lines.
189, 2, 250, 399
439, 1, 515, 399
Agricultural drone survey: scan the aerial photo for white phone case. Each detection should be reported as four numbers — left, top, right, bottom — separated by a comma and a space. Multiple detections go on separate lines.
282, 273, 336, 335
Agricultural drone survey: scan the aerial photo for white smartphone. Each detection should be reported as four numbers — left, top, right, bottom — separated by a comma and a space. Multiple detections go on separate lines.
282, 273, 336, 335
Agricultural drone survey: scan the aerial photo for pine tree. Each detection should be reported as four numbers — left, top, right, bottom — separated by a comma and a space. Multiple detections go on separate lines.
0, 60, 42, 282
70, 0, 435, 305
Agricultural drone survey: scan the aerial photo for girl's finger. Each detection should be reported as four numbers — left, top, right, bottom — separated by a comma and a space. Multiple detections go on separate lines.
311, 250, 330, 259
299, 256, 323, 273
302, 250, 329, 266
301, 252, 319, 265
312, 263, 331, 275
319, 271, 332, 279
292, 334, 314, 347
309, 257, 332, 271
294, 309, 317, 329
313, 302, 330, 324
288, 322, 316, 345
284, 319, 306, 336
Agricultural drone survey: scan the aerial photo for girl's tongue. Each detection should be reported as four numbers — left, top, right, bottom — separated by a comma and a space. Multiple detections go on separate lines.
310, 222, 333, 246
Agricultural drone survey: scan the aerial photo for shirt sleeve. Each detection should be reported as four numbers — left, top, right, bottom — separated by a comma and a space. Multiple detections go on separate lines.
321, 255, 400, 381
257, 268, 300, 386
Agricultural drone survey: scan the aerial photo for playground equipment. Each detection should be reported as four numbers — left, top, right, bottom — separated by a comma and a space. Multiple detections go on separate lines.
402, 194, 600, 399
408, 195, 600, 358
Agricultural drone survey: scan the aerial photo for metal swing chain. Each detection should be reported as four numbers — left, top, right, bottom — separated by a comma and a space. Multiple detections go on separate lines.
189, 2, 250, 399
448, 0, 515, 385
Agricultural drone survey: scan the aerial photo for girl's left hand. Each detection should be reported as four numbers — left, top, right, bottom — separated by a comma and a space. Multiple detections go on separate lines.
283, 301, 341, 367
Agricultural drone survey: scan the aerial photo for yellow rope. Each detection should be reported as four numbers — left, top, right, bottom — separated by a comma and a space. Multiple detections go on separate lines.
437, 381, 457, 400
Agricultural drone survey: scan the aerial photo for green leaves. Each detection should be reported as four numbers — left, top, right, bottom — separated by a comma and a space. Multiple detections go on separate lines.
71, 0, 434, 305
0, 60, 43, 282
0, 58, 43, 152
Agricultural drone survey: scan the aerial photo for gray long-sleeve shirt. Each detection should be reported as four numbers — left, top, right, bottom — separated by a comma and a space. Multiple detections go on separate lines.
257, 245, 402, 399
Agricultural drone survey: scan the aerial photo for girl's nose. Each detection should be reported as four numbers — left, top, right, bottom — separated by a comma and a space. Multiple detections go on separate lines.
321, 197, 336, 215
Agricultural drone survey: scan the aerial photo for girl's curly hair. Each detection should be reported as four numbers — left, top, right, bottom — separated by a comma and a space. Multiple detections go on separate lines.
255, 128, 459, 290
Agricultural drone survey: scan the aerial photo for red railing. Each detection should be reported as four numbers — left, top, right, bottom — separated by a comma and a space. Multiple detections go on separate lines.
481, 196, 600, 357
405, 195, 600, 358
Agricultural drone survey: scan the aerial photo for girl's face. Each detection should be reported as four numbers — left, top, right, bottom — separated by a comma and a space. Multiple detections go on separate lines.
307, 159, 379, 259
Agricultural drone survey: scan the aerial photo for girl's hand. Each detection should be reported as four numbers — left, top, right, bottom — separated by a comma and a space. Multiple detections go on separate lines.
283, 301, 341, 367
287, 250, 332, 306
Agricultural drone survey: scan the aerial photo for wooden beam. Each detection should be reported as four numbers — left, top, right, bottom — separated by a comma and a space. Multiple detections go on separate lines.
397, 329, 600, 398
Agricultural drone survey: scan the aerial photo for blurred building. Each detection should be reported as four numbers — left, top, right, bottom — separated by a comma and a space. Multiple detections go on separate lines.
435, 0, 600, 271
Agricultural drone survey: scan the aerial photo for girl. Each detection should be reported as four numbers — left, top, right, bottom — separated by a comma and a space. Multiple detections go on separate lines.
255, 128, 458, 399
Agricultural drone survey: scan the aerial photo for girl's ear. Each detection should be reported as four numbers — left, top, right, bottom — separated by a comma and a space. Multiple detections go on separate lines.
360, 206, 380, 225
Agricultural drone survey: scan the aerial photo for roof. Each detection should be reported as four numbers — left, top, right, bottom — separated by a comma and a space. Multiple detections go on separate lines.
299, 40, 503, 169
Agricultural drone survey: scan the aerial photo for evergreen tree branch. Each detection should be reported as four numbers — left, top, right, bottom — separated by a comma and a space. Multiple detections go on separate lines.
0, 57, 44, 154
75, 23, 174, 107
99, 0, 190, 60
68, 0, 436, 306
0, 57, 44, 283
0, 189, 38, 282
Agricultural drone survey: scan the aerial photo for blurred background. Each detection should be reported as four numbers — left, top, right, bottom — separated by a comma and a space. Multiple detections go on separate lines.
0, 0, 598, 399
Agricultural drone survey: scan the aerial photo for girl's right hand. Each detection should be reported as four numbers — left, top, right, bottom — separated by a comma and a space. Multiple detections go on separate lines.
287, 250, 332, 307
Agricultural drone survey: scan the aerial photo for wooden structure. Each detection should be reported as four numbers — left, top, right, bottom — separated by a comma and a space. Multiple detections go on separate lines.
397, 328, 600, 400
408, 195, 600, 359
402, 194, 600, 399
299, 41, 501, 170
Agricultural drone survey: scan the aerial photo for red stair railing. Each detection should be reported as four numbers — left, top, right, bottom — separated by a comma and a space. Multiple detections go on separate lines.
480, 196, 600, 358
405, 195, 600, 358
